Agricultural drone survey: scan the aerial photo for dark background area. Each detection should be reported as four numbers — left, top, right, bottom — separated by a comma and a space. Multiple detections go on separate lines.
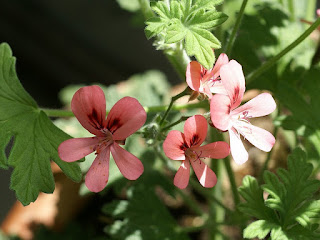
0, 0, 180, 222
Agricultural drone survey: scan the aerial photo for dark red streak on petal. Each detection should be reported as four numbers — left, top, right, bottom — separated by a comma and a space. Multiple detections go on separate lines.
88, 108, 104, 130
107, 118, 123, 134
190, 134, 200, 146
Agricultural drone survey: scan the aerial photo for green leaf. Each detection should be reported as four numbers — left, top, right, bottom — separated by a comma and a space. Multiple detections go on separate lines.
151, 1, 171, 19
165, 19, 187, 43
191, 0, 224, 13
103, 172, 189, 240
270, 227, 290, 240
145, 17, 168, 39
244, 220, 278, 239
188, 10, 228, 29
169, 0, 183, 19
146, 0, 226, 69
238, 176, 277, 222
0, 43, 81, 205
185, 27, 220, 69
239, 148, 320, 239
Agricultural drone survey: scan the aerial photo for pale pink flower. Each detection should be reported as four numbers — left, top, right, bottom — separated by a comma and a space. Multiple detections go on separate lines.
210, 60, 276, 165
58, 85, 146, 192
186, 53, 229, 99
163, 115, 230, 189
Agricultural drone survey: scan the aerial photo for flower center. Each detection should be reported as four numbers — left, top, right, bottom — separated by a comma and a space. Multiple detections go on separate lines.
95, 129, 114, 154
185, 148, 203, 164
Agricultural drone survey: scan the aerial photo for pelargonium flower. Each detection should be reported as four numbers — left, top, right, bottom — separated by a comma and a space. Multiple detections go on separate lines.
163, 115, 230, 189
186, 53, 229, 99
210, 60, 276, 165
58, 85, 146, 192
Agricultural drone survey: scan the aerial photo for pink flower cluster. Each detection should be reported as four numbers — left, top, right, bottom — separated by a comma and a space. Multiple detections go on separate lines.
186, 54, 276, 164
58, 53, 276, 192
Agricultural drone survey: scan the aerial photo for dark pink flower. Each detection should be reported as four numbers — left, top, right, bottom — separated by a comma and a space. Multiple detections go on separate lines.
58, 85, 146, 192
163, 115, 230, 189
210, 60, 276, 165
186, 53, 229, 99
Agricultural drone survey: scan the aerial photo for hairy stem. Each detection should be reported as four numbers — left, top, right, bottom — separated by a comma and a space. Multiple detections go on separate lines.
162, 116, 190, 131
247, 17, 320, 84
159, 87, 191, 126
225, 0, 248, 56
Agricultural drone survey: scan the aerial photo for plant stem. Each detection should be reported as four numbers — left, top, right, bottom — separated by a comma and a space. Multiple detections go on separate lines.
42, 100, 208, 118
247, 17, 320, 84
162, 116, 190, 131
288, 0, 295, 22
225, 0, 248, 56
306, 0, 316, 21
138, 0, 154, 19
224, 156, 240, 206
159, 87, 190, 126
164, 41, 191, 80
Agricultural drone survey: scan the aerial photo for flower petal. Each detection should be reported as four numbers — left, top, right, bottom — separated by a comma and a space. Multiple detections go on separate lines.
190, 158, 217, 188
58, 137, 100, 162
71, 85, 106, 136
184, 115, 208, 148
220, 60, 245, 110
210, 81, 227, 95
232, 93, 276, 118
210, 94, 232, 131
210, 53, 229, 79
163, 130, 187, 160
110, 143, 144, 180
186, 61, 202, 91
173, 160, 190, 189
107, 97, 146, 140
229, 127, 248, 164
193, 141, 230, 159
85, 147, 110, 192
237, 122, 275, 152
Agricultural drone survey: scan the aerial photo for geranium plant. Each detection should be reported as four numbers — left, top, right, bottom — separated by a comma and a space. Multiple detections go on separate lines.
1, 0, 320, 239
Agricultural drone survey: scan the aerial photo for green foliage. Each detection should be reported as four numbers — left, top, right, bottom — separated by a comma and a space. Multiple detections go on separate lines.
145, 0, 228, 69
0, 43, 81, 205
102, 171, 189, 240
239, 148, 320, 240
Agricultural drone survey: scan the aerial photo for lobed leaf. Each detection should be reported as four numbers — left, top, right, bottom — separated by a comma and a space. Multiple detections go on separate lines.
146, 0, 227, 69
0, 43, 81, 205
243, 220, 278, 239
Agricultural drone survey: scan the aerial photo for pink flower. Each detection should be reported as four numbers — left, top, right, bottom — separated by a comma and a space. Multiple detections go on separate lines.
58, 85, 146, 192
186, 53, 229, 99
163, 115, 230, 189
210, 60, 276, 165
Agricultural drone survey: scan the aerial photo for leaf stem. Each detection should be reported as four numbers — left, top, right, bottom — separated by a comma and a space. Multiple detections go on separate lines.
223, 156, 240, 206
247, 17, 320, 84
159, 87, 191, 126
41, 109, 74, 118
225, 0, 248, 56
